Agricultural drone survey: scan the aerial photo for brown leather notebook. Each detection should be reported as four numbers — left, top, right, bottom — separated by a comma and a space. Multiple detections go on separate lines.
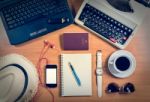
61, 33, 89, 50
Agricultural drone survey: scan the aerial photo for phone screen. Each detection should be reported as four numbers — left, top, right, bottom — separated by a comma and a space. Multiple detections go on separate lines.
46, 65, 57, 87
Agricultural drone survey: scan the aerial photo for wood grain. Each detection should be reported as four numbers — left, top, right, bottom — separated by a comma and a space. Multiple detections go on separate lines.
0, 0, 150, 102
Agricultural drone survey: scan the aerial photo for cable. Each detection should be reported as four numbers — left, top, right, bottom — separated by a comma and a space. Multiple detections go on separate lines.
32, 41, 55, 102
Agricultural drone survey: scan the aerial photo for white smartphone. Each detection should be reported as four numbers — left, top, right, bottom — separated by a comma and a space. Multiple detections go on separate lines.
45, 65, 57, 88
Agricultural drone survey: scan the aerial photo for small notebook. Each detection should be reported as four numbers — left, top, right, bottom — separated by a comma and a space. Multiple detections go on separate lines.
61, 33, 89, 50
60, 54, 92, 96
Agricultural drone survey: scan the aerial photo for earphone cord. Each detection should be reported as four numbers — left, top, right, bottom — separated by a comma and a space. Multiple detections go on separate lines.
32, 44, 54, 102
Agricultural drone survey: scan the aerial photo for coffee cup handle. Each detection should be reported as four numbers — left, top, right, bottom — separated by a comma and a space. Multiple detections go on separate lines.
109, 60, 114, 65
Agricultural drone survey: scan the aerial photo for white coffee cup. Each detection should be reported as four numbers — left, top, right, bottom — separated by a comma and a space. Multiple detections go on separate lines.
109, 56, 132, 74
108, 50, 136, 78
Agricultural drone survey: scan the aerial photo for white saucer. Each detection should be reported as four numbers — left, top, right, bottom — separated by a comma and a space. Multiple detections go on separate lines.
0, 54, 39, 102
108, 50, 136, 78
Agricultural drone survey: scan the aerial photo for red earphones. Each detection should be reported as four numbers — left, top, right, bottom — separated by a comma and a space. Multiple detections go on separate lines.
34, 40, 55, 102
43, 40, 55, 49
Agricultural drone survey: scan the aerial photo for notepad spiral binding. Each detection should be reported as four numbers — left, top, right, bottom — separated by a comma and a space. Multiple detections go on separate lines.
60, 54, 64, 96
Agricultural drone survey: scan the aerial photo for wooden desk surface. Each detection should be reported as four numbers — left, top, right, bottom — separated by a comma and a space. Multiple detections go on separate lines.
0, 0, 150, 102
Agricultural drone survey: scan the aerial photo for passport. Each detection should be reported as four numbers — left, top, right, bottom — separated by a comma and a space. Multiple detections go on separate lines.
61, 33, 89, 50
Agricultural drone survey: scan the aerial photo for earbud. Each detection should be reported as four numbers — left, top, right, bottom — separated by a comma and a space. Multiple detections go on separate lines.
44, 40, 49, 46
49, 43, 55, 49
43, 40, 55, 49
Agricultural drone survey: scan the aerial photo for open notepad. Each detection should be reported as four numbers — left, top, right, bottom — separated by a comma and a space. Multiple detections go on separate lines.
60, 54, 92, 96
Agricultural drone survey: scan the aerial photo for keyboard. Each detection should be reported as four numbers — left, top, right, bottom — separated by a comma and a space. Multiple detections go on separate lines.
78, 4, 133, 45
2, 0, 69, 30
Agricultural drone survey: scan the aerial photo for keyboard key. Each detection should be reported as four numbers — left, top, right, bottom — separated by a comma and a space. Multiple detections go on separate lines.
6, 17, 13, 21
8, 20, 15, 25
110, 38, 117, 43
9, 25, 14, 29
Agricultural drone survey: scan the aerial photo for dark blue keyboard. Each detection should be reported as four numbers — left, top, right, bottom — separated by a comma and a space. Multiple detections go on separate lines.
2, 0, 69, 30
79, 4, 133, 45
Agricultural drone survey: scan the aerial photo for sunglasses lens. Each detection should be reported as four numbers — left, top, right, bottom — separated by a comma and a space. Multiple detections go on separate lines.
106, 83, 119, 93
122, 83, 135, 93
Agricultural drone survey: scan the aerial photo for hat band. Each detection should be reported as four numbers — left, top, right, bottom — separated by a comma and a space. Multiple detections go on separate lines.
0, 64, 29, 102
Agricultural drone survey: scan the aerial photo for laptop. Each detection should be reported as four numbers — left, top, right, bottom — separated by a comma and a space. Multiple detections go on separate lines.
75, 0, 149, 49
0, 0, 73, 45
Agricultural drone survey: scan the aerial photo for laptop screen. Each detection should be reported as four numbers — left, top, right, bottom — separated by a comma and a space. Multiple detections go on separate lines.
0, 0, 21, 10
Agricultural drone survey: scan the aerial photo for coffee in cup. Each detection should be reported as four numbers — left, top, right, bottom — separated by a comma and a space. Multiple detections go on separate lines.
115, 56, 131, 71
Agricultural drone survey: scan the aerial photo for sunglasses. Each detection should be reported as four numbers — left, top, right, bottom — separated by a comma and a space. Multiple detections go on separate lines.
106, 82, 135, 94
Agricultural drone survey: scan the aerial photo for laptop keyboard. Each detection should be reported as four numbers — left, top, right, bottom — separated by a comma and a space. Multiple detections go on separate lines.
79, 4, 133, 45
2, 0, 68, 30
